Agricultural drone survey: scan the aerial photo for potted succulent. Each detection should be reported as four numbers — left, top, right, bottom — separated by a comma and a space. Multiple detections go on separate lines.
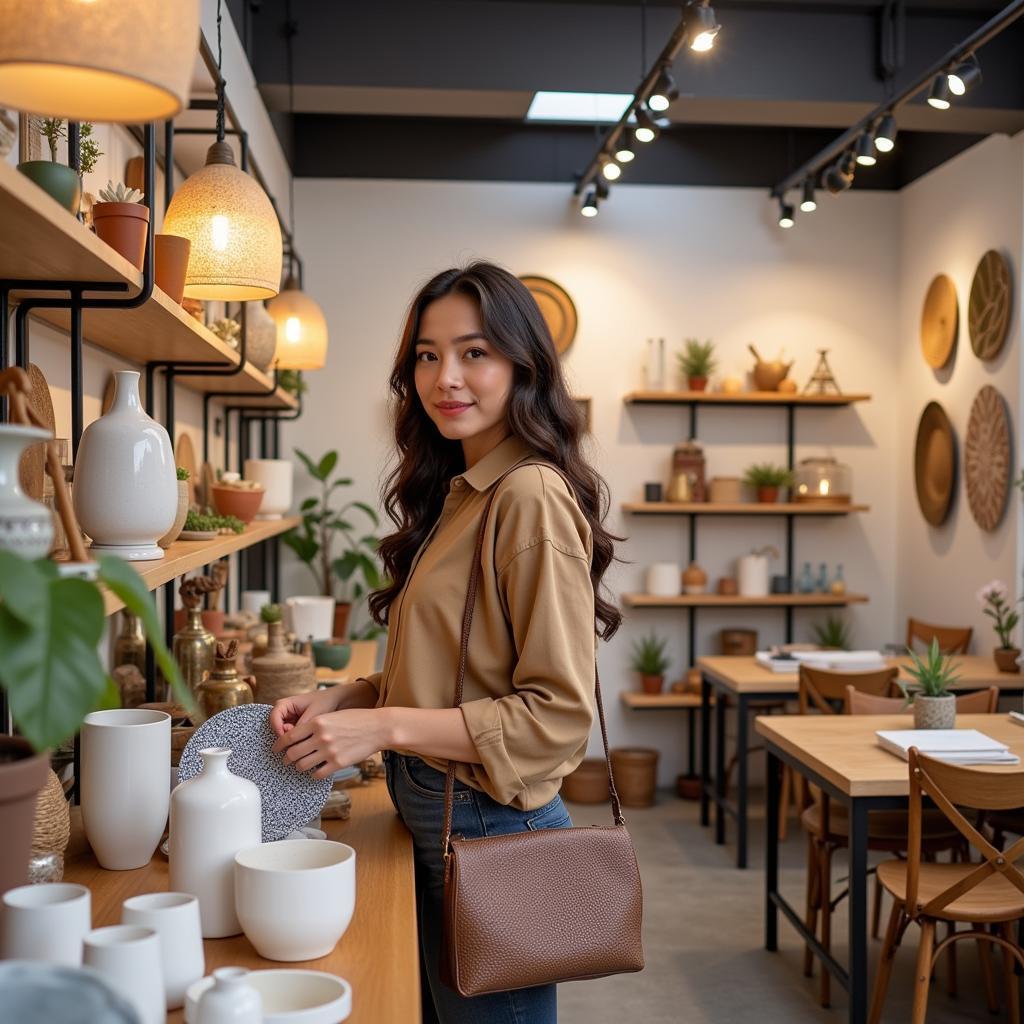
283, 449, 386, 641
898, 638, 960, 729
977, 579, 1020, 672
93, 180, 150, 270
279, 369, 307, 397
0, 550, 188, 894
743, 462, 795, 503
631, 631, 671, 695
677, 338, 716, 392
812, 614, 851, 650
17, 117, 82, 214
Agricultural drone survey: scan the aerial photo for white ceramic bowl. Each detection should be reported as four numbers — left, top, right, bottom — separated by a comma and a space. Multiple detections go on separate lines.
184, 969, 352, 1024
285, 596, 335, 642
234, 840, 355, 961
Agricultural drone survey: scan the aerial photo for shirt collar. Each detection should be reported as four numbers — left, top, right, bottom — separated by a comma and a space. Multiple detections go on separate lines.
456, 435, 535, 493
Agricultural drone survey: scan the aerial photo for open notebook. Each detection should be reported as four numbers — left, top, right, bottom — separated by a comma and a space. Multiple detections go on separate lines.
876, 729, 1020, 765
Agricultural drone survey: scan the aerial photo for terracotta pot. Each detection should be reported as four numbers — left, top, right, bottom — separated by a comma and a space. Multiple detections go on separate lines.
995, 647, 1021, 673
756, 486, 780, 503
159, 479, 189, 548
676, 774, 701, 801
610, 748, 659, 808
716, 577, 738, 596
913, 694, 956, 730
17, 160, 81, 214
210, 484, 264, 524
154, 234, 191, 304
688, 376, 708, 392
252, 620, 316, 703
93, 201, 150, 270
0, 736, 50, 895
561, 759, 610, 804
333, 602, 352, 641
640, 674, 664, 695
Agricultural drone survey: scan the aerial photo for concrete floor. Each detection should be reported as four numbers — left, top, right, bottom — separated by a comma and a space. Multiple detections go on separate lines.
559, 790, 1007, 1024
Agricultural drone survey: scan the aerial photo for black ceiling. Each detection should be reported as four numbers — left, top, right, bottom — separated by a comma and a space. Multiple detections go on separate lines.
228, 0, 1024, 190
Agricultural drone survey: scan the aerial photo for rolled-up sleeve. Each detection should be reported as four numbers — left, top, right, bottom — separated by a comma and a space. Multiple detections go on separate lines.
358, 672, 382, 698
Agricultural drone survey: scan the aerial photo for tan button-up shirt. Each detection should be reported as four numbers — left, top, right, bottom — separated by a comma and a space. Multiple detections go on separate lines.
360, 435, 596, 810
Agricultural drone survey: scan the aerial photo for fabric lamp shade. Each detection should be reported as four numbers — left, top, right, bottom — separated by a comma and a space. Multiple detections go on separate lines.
267, 276, 328, 370
0, 0, 199, 122
162, 142, 283, 302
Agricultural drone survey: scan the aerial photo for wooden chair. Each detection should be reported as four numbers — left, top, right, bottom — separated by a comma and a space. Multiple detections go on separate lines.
906, 617, 972, 655
845, 686, 999, 716
869, 749, 1024, 1024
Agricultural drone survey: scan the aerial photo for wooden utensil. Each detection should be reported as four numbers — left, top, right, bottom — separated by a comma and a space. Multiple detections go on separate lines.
914, 401, 956, 527
965, 384, 1010, 531
920, 273, 958, 369
518, 275, 578, 355
969, 249, 1012, 361
175, 432, 198, 506
18, 364, 56, 501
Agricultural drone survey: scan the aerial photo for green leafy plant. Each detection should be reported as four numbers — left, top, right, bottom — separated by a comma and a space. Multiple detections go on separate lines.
0, 551, 189, 752
98, 180, 144, 204
183, 507, 244, 534
38, 117, 66, 162
176, 466, 190, 481
677, 338, 717, 379
811, 615, 851, 650
78, 122, 102, 176
898, 638, 960, 703
260, 602, 282, 624
977, 579, 1020, 649
743, 462, 795, 489
278, 369, 307, 397
630, 631, 671, 676
283, 449, 386, 640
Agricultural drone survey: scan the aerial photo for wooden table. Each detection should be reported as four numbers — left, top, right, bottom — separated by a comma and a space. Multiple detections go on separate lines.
698, 655, 1018, 868
755, 713, 1024, 1024
64, 778, 420, 1024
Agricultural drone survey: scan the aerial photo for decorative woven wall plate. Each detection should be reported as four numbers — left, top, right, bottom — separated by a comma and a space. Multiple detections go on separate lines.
519, 275, 578, 355
919, 273, 958, 369
175, 432, 198, 506
965, 384, 1011, 531
914, 402, 956, 527
968, 250, 1012, 361
18, 364, 56, 502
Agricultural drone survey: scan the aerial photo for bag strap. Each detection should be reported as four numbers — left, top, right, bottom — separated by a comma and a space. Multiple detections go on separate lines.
442, 460, 624, 862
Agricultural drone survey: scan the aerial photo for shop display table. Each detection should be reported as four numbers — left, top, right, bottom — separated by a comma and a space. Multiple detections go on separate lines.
64, 777, 419, 1023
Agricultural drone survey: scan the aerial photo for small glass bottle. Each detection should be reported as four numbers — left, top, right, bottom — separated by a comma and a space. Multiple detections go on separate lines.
830, 563, 847, 596
816, 562, 829, 592
798, 562, 815, 594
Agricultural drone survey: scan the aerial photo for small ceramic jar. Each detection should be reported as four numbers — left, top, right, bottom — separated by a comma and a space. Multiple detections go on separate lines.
196, 967, 262, 1024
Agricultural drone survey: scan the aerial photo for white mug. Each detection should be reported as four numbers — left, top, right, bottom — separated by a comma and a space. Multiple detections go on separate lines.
240, 590, 271, 616
645, 562, 682, 597
83, 925, 165, 1024
0, 882, 91, 965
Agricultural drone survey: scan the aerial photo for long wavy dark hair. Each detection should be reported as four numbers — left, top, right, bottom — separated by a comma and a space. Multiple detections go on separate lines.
368, 261, 622, 640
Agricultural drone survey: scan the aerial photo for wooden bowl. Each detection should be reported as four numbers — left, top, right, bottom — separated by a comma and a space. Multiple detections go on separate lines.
211, 484, 264, 523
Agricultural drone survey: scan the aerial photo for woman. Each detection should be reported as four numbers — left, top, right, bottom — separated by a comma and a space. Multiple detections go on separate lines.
270, 261, 621, 1024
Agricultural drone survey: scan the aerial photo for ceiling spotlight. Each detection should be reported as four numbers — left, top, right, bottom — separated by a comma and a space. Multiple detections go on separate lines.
778, 200, 795, 229
874, 113, 897, 153
601, 158, 622, 181
614, 132, 635, 163
581, 189, 599, 217
855, 130, 876, 167
648, 67, 679, 112
948, 54, 982, 96
800, 179, 817, 213
928, 74, 951, 110
687, 1, 720, 52
823, 152, 856, 194
634, 106, 660, 143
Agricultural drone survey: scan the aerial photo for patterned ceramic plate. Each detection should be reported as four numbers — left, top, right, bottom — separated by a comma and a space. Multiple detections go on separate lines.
177, 704, 333, 842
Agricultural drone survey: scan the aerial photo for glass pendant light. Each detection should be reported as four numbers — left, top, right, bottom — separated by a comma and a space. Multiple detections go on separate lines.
0, 0, 199, 122
161, 0, 282, 300
267, 274, 328, 370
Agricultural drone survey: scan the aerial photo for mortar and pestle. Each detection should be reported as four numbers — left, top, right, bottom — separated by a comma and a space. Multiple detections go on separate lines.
748, 345, 794, 391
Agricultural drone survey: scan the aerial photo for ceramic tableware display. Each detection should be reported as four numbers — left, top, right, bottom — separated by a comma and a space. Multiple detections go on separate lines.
0, 882, 91, 965
0, 961, 141, 1024
122, 892, 205, 1010
234, 840, 356, 961
177, 706, 332, 842
169, 747, 262, 939
645, 563, 681, 597
193, 967, 262, 1024
252, 620, 316, 704
83, 925, 165, 1024
243, 458, 293, 519
0, 424, 55, 558
73, 370, 177, 561
284, 595, 335, 642
185, 969, 353, 1024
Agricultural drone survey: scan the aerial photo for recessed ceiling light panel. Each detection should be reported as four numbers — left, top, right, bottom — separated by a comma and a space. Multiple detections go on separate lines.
526, 91, 634, 123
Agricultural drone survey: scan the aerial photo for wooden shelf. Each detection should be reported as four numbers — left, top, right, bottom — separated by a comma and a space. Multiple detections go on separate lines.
623, 501, 869, 516
622, 592, 869, 609
620, 692, 707, 709
624, 390, 871, 406
102, 515, 301, 616
0, 159, 297, 410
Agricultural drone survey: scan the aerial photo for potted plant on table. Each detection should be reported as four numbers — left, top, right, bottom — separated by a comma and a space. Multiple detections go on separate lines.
743, 462, 795, 504
811, 615, 851, 651
16, 117, 82, 214
631, 631, 671, 695
677, 338, 716, 392
93, 180, 149, 271
977, 579, 1021, 673
898, 638, 960, 729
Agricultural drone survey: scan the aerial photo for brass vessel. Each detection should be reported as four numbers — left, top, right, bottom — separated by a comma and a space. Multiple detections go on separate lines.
113, 611, 145, 670
173, 606, 216, 702
199, 640, 254, 720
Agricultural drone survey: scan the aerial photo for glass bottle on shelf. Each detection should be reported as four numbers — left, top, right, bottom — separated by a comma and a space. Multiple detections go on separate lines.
816, 562, 829, 592
830, 564, 846, 596
797, 562, 816, 594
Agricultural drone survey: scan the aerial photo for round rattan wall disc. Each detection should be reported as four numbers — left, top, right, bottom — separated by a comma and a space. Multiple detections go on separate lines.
968, 250, 1012, 361
965, 384, 1011, 531
18, 364, 56, 502
914, 401, 956, 527
920, 273, 958, 368
519, 275, 578, 356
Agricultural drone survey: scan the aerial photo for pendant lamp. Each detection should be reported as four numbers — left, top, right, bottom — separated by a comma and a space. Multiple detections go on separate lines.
267, 275, 328, 370
0, 0, 199, 122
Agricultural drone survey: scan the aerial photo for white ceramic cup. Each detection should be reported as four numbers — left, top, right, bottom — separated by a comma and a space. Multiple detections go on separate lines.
122, 892, 205, 1010
285, 596, 336, 641
83, 924, 166, 1024
0, 882, 91, 965
234, 840, 356, 961
240, 589, 271, 616
244, 459, 293, 520
645, 562, 682, 597
80, 708, 171, 870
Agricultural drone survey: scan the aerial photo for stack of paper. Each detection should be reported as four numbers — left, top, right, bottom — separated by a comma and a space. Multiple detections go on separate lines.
755, 652, 801, 673
876, 729, 1019, 765
792, 650, 888, 671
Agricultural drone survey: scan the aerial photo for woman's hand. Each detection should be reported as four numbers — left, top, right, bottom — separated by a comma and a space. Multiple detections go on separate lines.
271, 708, 392, 780
268, 687, 344, 739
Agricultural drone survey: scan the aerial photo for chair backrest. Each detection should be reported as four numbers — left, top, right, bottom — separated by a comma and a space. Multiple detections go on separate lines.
798, 664, 898, 715
905, 748, 1024, 918
906, 617, 972, 655
846, 685, 999, 716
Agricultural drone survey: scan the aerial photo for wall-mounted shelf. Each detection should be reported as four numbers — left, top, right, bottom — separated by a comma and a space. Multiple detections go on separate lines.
620, 692, 707, 709
0, 159, 295, 410
100, 515, 301, 616
624, 390, 871, 406
622, 593, 868, 609
622, 501, 869, 516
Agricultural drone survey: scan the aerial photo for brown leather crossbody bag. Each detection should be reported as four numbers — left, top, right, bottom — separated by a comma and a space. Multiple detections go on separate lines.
439, 462, 644, 997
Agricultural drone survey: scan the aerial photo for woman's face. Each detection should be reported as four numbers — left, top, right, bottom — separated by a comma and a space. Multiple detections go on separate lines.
414, 292, 515, 453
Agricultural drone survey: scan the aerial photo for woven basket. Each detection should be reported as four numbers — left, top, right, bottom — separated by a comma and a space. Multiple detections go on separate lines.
31, 768, 70, 855
561, 758, 611, 804
610, 748, 659, 808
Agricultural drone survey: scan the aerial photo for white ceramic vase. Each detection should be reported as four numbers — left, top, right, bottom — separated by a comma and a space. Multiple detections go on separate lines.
243, 458, 292, 520
240, 589, 271, 615
0, 882, 91, 965
73, 369, 177, 561
196, 967, 262, 1024
645, 562, 681, 597
737, 553, 770, 597
0, 424, 54, 558
169, 747, 262, 939
80, 708, 171, 870
83, 924, 165, 1024
285, 595, 335, 641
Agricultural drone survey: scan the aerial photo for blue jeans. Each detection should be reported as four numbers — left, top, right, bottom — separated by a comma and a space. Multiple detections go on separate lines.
383, 751, 571, 1024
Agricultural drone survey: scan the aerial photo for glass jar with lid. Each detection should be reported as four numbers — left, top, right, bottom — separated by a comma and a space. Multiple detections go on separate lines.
793, 456, 851, 504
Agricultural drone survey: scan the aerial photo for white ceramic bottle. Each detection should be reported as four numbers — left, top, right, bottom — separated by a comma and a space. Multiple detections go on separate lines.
169, 748, 261, 938
196, 967, 262, 1024
0, 424, 54, 558
72, 369, 177, 561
